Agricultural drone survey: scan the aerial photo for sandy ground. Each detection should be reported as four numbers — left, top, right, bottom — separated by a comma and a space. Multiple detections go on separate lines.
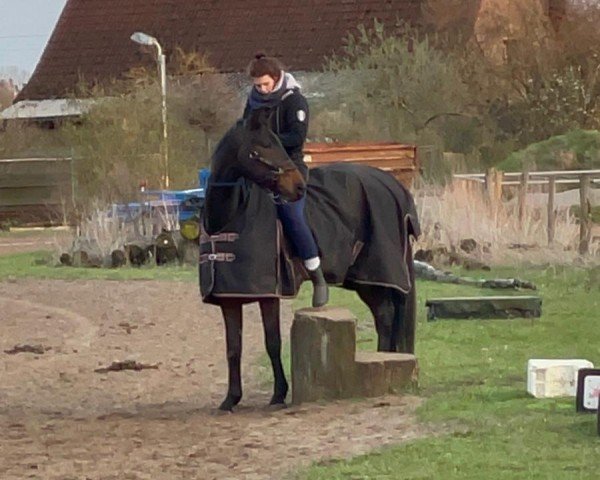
0, 279, 429, 480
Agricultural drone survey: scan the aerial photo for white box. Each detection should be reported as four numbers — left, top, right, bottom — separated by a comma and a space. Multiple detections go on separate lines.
527, 359, 594, 398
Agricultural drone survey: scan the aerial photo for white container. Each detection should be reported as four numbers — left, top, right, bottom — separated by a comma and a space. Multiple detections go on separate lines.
527, 359, 594, 398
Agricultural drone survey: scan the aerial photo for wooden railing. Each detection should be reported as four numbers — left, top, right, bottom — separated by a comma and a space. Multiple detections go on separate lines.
454, 169, 600, 254
0, 157, 74, 226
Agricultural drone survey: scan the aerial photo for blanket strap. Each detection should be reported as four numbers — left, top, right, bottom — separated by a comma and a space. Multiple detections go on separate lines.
199, 253, 236, 264
200, 232, 239, 244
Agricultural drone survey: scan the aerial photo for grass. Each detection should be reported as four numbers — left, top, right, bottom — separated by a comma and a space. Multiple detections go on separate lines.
0, 251, 197, 282
293, 266, 600, 479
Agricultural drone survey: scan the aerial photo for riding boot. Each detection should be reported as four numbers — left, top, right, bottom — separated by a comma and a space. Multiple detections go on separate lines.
308, 266, 329, 308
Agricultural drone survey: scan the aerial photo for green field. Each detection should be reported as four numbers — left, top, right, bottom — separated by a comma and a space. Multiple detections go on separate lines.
1, 251, 600, 478
293, 267, 600, 479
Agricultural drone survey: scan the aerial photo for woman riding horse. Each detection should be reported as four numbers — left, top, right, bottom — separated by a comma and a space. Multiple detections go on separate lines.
243, 53, 328, 308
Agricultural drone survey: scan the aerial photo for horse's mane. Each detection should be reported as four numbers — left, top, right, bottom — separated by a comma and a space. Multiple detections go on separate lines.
210, 120, 245, 169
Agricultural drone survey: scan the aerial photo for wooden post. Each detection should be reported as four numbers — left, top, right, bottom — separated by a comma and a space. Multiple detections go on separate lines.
518, 170, 529, 229
579, 174, 592, 255
485, 168, 494, 203
494, 170, 504, 205
485, 168, 504, 217
547, 176, 556, 245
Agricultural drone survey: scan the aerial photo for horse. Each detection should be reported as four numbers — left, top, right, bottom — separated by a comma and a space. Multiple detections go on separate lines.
202, 108, 419, 412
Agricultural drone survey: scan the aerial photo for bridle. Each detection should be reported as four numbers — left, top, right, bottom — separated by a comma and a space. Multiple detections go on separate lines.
249, 150, 296, 175
209, 150, 295, 190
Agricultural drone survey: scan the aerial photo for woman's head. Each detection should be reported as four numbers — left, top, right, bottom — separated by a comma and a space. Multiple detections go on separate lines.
247, 53, 284, 94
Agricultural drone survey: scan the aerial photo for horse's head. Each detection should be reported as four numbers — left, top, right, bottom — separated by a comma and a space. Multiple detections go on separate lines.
237, 108, 306, 202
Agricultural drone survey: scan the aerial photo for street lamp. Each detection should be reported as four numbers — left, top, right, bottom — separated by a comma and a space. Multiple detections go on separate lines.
130, 31, 170, 189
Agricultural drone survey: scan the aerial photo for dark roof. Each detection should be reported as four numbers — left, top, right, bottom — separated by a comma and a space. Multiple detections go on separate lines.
19, 0, 427, 100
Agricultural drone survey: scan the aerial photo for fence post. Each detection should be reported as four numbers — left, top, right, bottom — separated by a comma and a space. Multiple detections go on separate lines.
579, 174, 592, 255
547, 176, 556, 245
518, 170, 529, 229
485, 168, 504, 218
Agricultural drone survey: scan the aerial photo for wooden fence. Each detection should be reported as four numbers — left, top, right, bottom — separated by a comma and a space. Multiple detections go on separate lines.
0, 157, 73, 226
454, 169, 600, 254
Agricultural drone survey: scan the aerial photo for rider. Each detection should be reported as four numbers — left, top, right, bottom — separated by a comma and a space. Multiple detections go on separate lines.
243, 52, 328, 308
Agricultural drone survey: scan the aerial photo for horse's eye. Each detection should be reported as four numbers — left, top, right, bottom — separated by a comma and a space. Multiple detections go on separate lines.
249, 150, 259, 159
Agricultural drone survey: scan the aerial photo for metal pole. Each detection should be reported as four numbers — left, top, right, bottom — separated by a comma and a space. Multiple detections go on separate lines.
158, 51, 169, 189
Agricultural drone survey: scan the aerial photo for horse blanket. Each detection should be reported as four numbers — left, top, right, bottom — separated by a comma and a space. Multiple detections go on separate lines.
199, 164, 420, 305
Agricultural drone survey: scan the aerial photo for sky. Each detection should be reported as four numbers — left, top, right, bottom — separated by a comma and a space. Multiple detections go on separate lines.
0, 0, 67, 83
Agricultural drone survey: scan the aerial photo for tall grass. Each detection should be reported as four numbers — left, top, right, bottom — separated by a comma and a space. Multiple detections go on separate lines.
414, 179, 588, 265
54, 202, 181, 260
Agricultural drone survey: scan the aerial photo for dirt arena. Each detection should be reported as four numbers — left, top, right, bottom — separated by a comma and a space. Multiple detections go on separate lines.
0, 277, 429, 480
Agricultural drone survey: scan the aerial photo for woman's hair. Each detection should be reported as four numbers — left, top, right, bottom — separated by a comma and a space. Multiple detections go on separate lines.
247, 52, 284, 81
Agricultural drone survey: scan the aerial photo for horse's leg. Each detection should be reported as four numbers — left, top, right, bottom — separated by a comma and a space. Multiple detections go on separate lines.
259, 298, 289, 406
396, 244, 416, 354
356, 284, 397, 352
219, 300, 243, 411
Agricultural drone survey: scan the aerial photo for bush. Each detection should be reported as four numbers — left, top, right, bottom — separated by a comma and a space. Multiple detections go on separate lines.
320, 20, 479, 153
498, 129, 600, 171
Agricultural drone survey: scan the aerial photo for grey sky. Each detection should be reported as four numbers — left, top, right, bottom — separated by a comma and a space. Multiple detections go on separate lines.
0, 0, 67, 77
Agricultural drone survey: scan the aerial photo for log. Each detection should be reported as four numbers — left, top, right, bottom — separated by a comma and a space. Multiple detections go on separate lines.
291, 308, 357, 404
426, 296, 542, 321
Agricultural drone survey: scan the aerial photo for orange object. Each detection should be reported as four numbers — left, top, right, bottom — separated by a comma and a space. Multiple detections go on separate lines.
303, 142, 419, 188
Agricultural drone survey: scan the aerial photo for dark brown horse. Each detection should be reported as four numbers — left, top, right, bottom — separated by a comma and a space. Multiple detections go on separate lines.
203, 109, 418, 412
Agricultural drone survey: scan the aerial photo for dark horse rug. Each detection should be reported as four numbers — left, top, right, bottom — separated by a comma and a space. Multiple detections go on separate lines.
200, 163, 420, 304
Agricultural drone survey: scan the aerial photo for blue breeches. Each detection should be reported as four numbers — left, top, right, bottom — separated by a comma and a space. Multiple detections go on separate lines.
276, 196, 319, 260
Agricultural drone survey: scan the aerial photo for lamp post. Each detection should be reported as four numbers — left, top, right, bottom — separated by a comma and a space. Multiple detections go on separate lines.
130, 31, 170, 189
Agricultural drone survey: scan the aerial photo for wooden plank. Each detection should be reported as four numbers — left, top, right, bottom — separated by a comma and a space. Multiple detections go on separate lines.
579, 174, 592, 255
455, 169, 600, 179
425, 296, 542, 320
0, 186, 71, 207
306, 151, 415, 163
518, 170, 529, 229
304, 142, 416, 153
0, 159, 70, 174
0, 173, 70, 189
547, 176, 556, 245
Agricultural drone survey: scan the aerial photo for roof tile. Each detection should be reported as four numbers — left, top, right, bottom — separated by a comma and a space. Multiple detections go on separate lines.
20, 0, 433, 100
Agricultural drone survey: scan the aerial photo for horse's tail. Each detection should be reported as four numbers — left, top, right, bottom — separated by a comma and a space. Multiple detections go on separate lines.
393, 240, 416, 353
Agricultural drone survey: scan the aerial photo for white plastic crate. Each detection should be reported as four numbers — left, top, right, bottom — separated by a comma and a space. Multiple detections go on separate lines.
527, 359, 594, 398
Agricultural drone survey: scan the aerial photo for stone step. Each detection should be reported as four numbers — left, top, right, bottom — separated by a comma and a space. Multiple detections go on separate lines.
354, 352, 417, 397
426, 295, 542, 321
291, 307, 418, 404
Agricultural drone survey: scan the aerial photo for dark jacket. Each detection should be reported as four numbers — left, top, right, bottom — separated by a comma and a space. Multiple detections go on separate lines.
243, 89, 310, 179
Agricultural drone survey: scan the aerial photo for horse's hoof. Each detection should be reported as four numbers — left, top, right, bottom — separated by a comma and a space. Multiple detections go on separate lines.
218, 395, 241, 412
265, 403, 288, 412
214, 407, 233, 416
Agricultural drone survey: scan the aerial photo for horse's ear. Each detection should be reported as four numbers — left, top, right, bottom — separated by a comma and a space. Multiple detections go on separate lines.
248, 110, 262, 131
248, 108, 274, 131
264, 108, 276, 125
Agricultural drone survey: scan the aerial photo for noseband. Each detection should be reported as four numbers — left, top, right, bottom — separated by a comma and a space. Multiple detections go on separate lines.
248, 150, 298, 190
